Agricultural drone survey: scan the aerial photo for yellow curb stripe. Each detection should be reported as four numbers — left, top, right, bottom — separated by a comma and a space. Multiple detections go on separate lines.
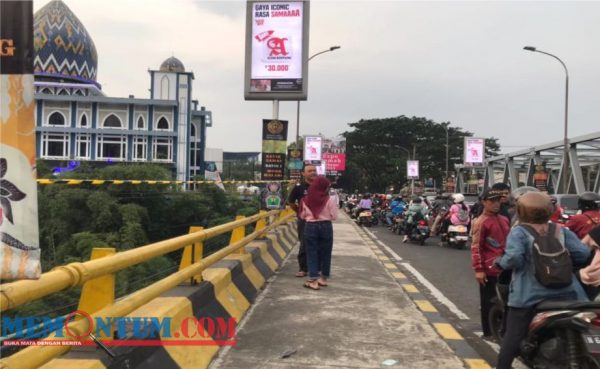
414, 300, 437, 312
402, 284, 419, 293
377, 255, 389, 261
434, 323, 463, 340
464, 359, 493, 369
392, 272, 407, 279
383, 263, 397, 269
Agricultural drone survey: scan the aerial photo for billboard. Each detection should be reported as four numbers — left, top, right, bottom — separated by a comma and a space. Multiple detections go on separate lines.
244, 1, 310, 101
407, 160, 419, 179
322, 136, 346, 175
261, 119, 288, 180
303, 135, 322, 163
287, 148, 303, 180
464, 137, 485, 165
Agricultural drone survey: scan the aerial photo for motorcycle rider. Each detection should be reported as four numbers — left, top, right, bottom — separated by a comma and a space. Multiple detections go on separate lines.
470, 189, 510, 338
566, 192, 600, 239
548, 195, 565, 224
440, 193, 471, 237
353, 193, 373, 218
385, 196, 407, 227
402, 197, 428, 243
494, 192, 591, 369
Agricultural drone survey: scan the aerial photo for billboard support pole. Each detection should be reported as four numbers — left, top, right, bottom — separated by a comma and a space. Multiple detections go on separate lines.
273, 100, 279, 119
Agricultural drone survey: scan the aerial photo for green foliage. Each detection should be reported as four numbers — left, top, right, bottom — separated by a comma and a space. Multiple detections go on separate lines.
13, 164, 261, 319
338, 116, 500, 192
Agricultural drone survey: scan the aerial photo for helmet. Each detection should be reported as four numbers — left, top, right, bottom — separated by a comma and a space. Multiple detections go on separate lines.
579, 192, 600, 211
453, 194, 465, 203
413, 197, 422, 204
516, 192, 552, 224
386, 194, 392, 200
511, 186, 539, 202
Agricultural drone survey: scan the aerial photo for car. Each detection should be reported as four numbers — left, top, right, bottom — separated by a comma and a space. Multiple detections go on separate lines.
553, 194, 580, 216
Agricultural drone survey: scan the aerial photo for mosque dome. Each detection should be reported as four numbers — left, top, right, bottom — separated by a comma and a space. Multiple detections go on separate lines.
33, 0, 98, 86
159, 57, 185, 73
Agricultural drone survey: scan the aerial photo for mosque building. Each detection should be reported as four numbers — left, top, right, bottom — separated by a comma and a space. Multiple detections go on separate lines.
32, 0, 211, 180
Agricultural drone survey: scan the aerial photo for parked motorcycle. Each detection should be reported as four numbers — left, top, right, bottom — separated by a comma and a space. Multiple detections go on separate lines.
489, 270, 600, 368
441, 224, 469, 249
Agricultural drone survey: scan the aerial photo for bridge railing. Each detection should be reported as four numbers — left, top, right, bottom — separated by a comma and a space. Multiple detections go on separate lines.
0, 208, 296, 369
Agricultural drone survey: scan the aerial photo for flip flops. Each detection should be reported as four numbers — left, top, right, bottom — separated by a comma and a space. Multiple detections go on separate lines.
303, 280, 320, 290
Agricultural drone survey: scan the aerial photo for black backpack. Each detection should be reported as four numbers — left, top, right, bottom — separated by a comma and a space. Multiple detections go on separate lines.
521, 223, 573, 289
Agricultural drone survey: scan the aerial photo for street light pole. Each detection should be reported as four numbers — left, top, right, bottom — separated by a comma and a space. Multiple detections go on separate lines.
295, 46, 341, 149
523, 46, 570, 193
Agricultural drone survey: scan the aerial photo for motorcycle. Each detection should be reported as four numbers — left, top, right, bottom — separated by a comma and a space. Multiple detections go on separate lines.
355, 209, 374, 227
391, 214, 405, 234
489, 270, 600, 369
442, 224, 469, 249
405, 218, 430, 245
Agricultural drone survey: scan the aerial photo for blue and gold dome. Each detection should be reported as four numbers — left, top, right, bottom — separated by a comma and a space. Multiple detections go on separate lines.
33, 0, 98, 86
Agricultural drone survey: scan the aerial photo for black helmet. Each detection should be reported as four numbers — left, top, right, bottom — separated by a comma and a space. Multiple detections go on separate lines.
413, 197, 422, 204
579, 192, 600, 211
517, 192, 552, 224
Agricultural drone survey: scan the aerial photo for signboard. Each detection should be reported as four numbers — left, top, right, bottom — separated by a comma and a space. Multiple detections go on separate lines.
323, 153, 346, 172
464, 137, 485, 165
261, 182, 283, 209
0, 1, 41, 279
322, 136, 346, 175
287, 148, 303, 180
261, 119, 288, 180
407, 160, 419, 179
303, 135, 322, 162
316, 162, 326, 175
244, 1, 310, 101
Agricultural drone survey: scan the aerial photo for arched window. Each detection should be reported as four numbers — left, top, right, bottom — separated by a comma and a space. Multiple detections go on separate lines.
190, 123, 196, 138
103, 114, 122, 128
48, 112, 65, 126
157, 117, 169, 130
137, 116, 145, 129
160, 75, 170, 99
80, 114, 88, 127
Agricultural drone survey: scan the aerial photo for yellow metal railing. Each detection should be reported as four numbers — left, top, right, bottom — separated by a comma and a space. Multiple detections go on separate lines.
0, 208, 295, 369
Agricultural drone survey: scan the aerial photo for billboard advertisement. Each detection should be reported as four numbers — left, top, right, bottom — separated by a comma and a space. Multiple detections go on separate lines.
464, 137, 485, 165
261, 119, 288, 180
407, 160, 419, 179
322, 136, 346, 175
287, 148, 303, 180
244, 1, 310, 101
303, 135, 322, 163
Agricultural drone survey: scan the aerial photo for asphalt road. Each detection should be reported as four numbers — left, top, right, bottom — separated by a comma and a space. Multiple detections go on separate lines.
362, 222, 505, 367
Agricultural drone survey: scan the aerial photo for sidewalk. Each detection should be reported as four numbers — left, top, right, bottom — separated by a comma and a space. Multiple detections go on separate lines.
209, 213, 467, 369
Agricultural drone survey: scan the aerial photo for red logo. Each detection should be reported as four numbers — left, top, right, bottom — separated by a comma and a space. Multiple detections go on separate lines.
266, 37, 289, 56
255, 19, 264, 26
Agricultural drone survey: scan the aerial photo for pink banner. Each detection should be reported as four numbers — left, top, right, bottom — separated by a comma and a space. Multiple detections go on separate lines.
323, 153, 346, 171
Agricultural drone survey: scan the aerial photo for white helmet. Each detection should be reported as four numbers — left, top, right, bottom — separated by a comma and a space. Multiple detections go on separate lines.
453, 193, 465, 203
386, 194, 392, 200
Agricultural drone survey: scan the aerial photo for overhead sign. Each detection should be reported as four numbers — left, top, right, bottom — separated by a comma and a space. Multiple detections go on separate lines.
407, 160, 419, 179
464, 137, 485, 165
244, 1, 310, 101
303, 135, 322, 162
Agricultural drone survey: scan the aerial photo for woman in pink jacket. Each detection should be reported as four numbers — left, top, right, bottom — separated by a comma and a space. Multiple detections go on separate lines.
299, 176, 338, 290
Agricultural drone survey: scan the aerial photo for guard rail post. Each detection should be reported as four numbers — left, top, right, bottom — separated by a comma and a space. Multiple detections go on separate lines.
230, 215, 247, 254
179, 226, 204, 285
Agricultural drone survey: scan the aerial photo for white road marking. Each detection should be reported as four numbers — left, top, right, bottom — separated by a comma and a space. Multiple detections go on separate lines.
401, 262, 470, 320
363, 228, 403, 261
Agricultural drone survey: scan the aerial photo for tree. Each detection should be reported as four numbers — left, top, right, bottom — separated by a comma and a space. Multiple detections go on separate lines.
338, 116, 500, 192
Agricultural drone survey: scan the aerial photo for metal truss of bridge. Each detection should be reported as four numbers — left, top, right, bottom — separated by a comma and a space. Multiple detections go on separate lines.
455, 132, 600, 195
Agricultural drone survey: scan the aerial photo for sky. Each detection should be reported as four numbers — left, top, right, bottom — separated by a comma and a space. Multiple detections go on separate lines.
34, 0, 600, 154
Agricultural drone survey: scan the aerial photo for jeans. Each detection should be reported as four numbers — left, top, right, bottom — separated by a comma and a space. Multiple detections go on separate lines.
496, 307, 535, 369
385, 212, 395, 226
303, 221, 334, 280
297, 219, 307, 272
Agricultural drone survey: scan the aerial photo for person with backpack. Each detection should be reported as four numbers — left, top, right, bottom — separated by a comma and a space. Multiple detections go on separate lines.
440, 193, 471, 236
566, 192, 600, 239
494, 191, 591, 369
470, 189, 510, 338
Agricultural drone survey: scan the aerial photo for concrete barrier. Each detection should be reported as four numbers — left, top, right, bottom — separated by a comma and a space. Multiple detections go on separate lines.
38, 221, 298, 369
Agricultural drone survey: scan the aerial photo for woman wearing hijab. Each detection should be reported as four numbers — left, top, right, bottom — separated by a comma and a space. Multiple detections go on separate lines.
299, 176, 338, 290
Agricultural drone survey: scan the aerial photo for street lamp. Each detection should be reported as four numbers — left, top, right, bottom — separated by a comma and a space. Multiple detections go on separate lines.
295, 46, 341, 148
523, 46, 570, 193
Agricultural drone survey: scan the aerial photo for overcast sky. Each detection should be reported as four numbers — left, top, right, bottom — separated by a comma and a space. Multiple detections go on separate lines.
35, 0, 600, 153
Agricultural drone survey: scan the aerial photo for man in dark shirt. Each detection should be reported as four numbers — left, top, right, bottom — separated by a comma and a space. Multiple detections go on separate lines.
287, 163, 317, 277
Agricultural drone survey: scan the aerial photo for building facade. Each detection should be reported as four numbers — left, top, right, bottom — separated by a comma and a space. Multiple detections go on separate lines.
33, 0, 211, 180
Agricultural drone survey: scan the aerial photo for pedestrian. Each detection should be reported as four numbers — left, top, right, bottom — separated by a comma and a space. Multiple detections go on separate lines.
287, 163, 317, 277
470, 189, 510, 337
495, 192, 591, 369
299, 176, 338, 290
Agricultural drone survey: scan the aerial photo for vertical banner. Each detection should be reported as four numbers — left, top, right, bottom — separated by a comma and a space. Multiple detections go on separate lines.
533, 164, 548, 192
0, 1, 41, 279
244, 1, 310, 101
261, 182, 283, 210
322, 136, 346, 176
287, 148, 303, 180
204, 162, 225, 191
407, 160, 419, 179
261, 119, 288, 180
464, 137, 485, 166
303, 135, 322, 163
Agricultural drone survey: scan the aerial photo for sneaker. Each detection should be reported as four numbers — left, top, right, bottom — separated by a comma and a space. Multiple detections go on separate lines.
402, 236, 408, 243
